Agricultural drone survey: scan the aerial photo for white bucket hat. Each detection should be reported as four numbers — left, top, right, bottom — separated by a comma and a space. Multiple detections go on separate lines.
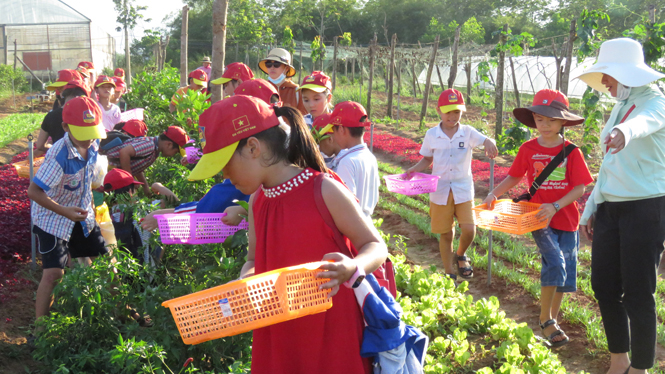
258, 48, 296, 78
575, 38, 665, 93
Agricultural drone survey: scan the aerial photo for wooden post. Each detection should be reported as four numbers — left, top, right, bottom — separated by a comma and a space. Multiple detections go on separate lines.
298, 40, 303, 86
13, 39, 17, 69
396, 60, 402, 121
649, 4, 656, 23
351, 55, 355, 82
495, 24, 508, 137
551, 38, 563, 91
419, 35, 439, 129
410, 61, 418, 98
344, 58, 348, 78
180, 5, 189, 87
359, 51, 364, 90
560, 19, 577, 96
210, 0, 229, 103
367, 35, 377, 120
387, 33, 397, 118
464, 59, 472, 98
124, 0, 131, 86
162, 35, 170, 71
509, 56, 520, 107
3, 34, 7, 66
448, 25, 461, 88
436, 65, 445, 89
332, 36, 338, 90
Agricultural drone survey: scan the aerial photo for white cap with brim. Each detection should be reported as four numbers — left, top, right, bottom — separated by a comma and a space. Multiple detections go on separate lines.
575, 38, 665, 93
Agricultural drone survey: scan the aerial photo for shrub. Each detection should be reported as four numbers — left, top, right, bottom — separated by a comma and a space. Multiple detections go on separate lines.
0, 64, 29, 93
123, 66, 181, 135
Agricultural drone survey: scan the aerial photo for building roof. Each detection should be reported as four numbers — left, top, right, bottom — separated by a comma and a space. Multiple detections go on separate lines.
0, 0, 90, 25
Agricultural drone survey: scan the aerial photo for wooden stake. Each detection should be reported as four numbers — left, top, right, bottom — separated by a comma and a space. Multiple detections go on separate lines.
464, 59, 472, 98
495, 24, 508, 137
448, 25, 460, 88
210, 0, 228, 103
298, 41, 303, 86
396, 60, 402, 121
180, 5, 189, 87
332, 36, 338, 90
551, 38, 563, 90
436, 65, 445, 90
124, 0, 132, 86
419, 35, 439, 129
235, 42, 239, 62
387, 33, 397, 118
560, 20, 577, 96
509, 56, 520, 107
367, 35, 377, 119
411, 61, 418, 98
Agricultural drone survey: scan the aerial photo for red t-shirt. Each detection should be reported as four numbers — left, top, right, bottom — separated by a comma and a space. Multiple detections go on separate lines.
508, 139, 594, 231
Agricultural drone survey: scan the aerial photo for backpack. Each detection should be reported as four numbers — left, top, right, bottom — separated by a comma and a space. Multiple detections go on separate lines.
100, 130, 133, 153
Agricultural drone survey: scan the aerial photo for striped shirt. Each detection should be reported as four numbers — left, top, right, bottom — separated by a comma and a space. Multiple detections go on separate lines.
106, 136, 159, 174
32, 135, 99, 240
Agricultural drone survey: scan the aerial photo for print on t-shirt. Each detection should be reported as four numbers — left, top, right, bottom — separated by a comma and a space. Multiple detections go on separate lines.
531, 154, 568, 188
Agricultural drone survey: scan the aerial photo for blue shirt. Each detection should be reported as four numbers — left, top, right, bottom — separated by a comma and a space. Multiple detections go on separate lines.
32, 135, 99, 240
174, 180, 250, 214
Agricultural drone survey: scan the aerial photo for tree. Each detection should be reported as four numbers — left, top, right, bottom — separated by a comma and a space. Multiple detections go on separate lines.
113, 0, 150, 86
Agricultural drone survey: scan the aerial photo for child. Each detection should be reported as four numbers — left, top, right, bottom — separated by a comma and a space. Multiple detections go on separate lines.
329, 101, 380, 219
37, 72, 90, 156
104, 126, 189, 196
406, 89, 498, 280
233, 78, 279, 104
210, 62, 255, 98
95, 75, 122, 132
27, 96, 109, 323
311, 113, 340, 167
187, 95, 386, 374
111, 76, 127, 111
482, 89, 592, 347
298, 71, 333, 127
258, 48, 307, 114
103, 168, 145, 261
170, 69, 208, 113
113, 119, 148, 138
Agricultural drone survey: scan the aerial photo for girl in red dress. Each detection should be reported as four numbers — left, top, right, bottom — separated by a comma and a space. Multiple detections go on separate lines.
187, 95, 388, 374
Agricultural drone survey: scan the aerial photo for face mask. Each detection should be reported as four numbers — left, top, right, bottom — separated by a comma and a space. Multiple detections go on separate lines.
616, 84, 632, 101
269, 73, 286, 85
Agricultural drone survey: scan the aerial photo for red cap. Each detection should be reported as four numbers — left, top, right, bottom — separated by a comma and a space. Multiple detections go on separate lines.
298, 71, 332, 92
76, 66, 90, 78
188, 95, 279, 180
122, 119, 148, 137
188, 69, 208, 85
63, 78, 91, 97
62, 96, 106, 140
312, 113, 333, 136
114, 68, 125, 78
329, 101, 371, 127
103, 168, 143, 191
46, 69, 82, 90
233, 78, 279, 104
95, 75, 116, 88
163, 126, 189, 147
211, 62, 254, 85
112, 76, 126, 92
78, 61, 95, 70
437, 89, 466, 113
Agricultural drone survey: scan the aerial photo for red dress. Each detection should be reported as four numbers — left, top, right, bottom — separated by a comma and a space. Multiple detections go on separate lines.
251, 168, 372, 374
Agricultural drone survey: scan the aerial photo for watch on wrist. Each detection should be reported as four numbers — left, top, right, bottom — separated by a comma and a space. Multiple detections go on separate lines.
344, 265, 366, 289
552, 202, 560, 212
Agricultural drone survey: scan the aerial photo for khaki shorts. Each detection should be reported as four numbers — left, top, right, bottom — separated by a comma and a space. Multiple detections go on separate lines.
430, 191, 475, 234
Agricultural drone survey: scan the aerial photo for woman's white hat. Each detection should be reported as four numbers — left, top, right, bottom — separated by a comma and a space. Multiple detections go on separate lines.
258, 48, 296, 78
575, 38, 665, 93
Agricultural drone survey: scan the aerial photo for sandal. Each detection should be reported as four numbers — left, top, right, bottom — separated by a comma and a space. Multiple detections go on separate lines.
539, 319, 569, 348
457, 255, 474, 279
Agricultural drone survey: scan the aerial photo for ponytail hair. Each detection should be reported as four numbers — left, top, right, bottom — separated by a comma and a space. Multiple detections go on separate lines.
235, 105, 328, 173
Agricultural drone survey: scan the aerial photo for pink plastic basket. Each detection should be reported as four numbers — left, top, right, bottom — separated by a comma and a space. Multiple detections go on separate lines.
154, 213, 249, 244
383, 173, 440, 195
185, 147, 202, 164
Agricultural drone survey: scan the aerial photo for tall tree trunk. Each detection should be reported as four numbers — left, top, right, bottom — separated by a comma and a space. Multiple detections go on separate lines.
419, 35, 439, 129
448, 25, 460, 89
180, 5, 189, 87
210, 0, 228, 103
387, 33, 396, 118
509, 56, 520, 107
124, 0, 131, 86
495, 24, 508, 137
560, 19, 577, 96
464, 59, 472, 98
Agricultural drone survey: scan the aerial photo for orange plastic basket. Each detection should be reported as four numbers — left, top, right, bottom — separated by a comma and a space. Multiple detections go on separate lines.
12, 157, 44, 178
162, 262, 333, 345
472, 199, 548, 235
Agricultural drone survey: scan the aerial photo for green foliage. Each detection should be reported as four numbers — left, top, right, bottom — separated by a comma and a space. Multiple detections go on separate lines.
310, 36, 326, 66
0, 64, 29, 94
576, 9, 610, 62
579, 87, 605, 157
493, 28, 536, 56
624, 19, 665, 69
0, 113, 44, 148
113, 0, 150, 32
173, 88, 212, 144
496, 119, 531, 156
460, 17, 486, 45
471, 60, 496, 115
123, 66, 180, 135
340, 32, 353, 46
282, 26, 296, 56
145, 157, 217, 203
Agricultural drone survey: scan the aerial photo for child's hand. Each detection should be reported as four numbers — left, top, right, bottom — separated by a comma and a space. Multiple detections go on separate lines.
222, 205, 247, 226
141, 212, 158, 231
316, 252, 357, 298
536, 203, 557, 221
180, 157, 188, 166
482, 194, 497, 210
405, 167, 417, 179
62, 206, 88, 222
484, 138, 498, 159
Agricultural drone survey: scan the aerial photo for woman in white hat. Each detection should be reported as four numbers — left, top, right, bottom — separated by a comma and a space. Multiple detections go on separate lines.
577, 38, 665, 374
258, 48, 307, 114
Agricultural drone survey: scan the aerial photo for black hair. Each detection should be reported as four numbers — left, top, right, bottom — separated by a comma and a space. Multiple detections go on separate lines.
158, 133, 180, 149
113, 122, 126, 131
348, 126, 365, 138
187, 77, 192, 85
62, 87, 87, 99
270, 94, 280, 104
104, 184, 136, 206
235, 105, 327, 173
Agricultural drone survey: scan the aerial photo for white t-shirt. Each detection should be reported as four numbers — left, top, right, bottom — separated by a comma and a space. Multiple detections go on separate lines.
332, 143, 380, 218
419, 123, 488, 205
97, 101, 122, 132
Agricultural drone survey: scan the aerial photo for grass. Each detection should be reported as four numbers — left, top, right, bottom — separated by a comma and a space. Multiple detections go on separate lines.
0, 113, 44, 148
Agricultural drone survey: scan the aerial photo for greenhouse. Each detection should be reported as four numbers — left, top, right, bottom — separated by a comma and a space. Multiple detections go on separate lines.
0, 0, 115, 81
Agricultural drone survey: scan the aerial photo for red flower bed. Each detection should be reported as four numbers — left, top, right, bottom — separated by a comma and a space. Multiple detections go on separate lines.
0, 151, 33, 302
366, 130, 590, 214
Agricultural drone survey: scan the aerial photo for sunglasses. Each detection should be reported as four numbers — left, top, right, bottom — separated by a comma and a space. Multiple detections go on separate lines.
265, 61, 283, 69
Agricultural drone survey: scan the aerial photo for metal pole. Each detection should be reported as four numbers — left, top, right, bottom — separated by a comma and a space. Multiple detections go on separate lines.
487, 158, 495, 286
28, 133, 36, 270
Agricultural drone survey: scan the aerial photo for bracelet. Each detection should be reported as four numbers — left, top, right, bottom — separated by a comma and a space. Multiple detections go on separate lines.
488, 192, 497, 201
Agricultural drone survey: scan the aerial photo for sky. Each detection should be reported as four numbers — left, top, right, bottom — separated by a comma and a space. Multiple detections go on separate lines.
61, 0, 186, 52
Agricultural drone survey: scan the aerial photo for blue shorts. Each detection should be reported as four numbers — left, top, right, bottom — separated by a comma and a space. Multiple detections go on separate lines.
531, 227, 578, 292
